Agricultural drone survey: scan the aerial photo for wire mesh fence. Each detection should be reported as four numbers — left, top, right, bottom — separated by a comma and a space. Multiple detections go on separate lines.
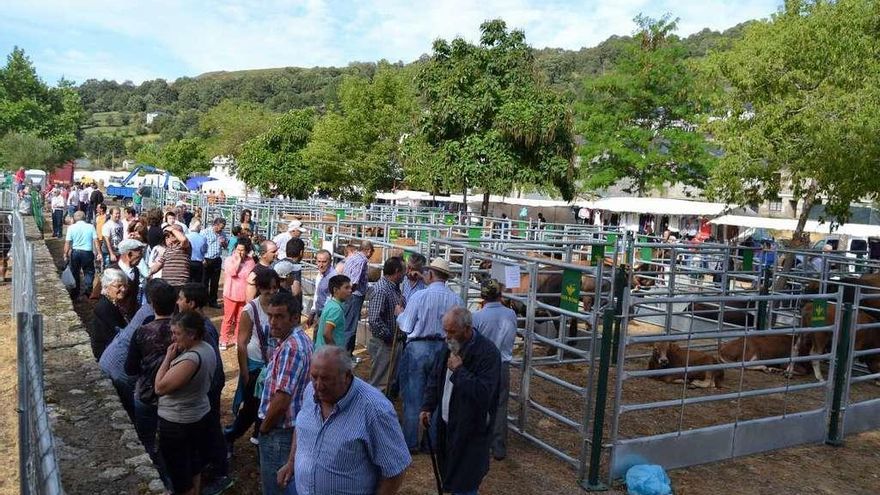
6, 198, 64, 495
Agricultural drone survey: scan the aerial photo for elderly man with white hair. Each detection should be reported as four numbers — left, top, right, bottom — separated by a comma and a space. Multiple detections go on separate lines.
276, 346, 410, 495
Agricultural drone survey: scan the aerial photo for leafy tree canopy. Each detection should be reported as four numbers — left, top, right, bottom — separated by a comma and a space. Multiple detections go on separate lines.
236, 109, 315, 198
199, 99, 278, 158
0, 47, 84, 167
704, 0, 880, 229
303, 63, 419, 201
576, 14, 714, 196
415, 19, 576, 214
0, 132, 57, 170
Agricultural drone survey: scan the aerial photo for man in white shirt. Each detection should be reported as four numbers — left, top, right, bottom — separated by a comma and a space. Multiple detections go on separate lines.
271, 219, 307, 261
81, 184, 94, 221
101, 207, 124, 265
50, 189, 66, 238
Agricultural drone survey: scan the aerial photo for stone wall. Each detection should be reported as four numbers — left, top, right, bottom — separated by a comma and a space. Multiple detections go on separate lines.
27, 217, 163, 494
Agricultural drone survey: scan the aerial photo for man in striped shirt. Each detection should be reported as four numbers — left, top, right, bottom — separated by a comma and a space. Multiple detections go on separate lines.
258, 291, 313, 495
277, 346, 410, 495
395, 258, 463, 451
342, 241, 373, 354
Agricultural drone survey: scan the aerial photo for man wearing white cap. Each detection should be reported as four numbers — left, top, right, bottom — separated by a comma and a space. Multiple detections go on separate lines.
395, 257, 463, 452
271, 219, 307, 262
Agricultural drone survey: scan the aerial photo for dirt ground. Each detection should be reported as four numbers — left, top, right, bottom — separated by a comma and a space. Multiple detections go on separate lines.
42, 229, 880, 495
0, 281, 19, 494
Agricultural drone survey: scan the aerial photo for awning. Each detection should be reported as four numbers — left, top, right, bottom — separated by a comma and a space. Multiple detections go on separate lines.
583, 197, 729, 216
186, 176, 217, 190
710, 214, 880, 237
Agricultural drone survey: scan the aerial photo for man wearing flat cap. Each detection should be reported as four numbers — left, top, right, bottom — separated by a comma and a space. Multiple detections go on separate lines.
395, 257, 463, 452
108, 238, 149, 318
472, 279, 518, 460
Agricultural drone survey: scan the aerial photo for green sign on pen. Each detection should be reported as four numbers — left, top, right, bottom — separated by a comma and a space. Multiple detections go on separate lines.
742, 248, 754, 271
560, 269, 582, 312
444, 214, 455, 225
402, 250, 411, 262
811, 299, 828, 326
420, 229, 429, 242
591, 244, 605, 265
336, 209, 346, 220
468, 227, 481, 246
389, 229, 399, 241
606, 233, 617, 247
639, 236, 653, 262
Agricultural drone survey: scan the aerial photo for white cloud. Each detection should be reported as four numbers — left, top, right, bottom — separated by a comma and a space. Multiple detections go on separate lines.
1, 0, 780, 82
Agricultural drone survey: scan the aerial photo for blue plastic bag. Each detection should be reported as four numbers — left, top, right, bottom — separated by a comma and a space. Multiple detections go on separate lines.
625, 464, 672, 495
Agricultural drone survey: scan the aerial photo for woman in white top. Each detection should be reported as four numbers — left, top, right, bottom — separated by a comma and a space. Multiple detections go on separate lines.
226, 268, 280, 447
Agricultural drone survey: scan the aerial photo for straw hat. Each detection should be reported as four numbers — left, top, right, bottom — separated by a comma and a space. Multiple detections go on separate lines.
429, 258, 451, 274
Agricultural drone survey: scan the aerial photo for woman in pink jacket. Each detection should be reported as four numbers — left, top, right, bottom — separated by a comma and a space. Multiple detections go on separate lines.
220, 236, 255, 349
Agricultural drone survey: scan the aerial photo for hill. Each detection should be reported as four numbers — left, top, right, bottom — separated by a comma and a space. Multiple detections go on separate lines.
76, 22, 750, 116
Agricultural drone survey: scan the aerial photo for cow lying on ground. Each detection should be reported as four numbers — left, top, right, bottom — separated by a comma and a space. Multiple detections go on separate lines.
787, 302, 880, 382
685, 300, 758, 328
648, 342, 724, 389
718, 334, 793, 373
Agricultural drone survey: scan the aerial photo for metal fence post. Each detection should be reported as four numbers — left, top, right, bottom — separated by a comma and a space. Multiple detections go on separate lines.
827, 302, 853, 446
517, 263, 538, 432
583, 309, 614, 491
756, 267, 771, 330
17, 312, 29, 495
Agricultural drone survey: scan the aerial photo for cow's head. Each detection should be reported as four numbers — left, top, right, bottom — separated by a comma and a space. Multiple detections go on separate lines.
652, 341, 673, 368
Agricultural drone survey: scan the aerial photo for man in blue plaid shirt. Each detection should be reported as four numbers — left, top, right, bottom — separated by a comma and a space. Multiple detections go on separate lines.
367, 257, 405, 390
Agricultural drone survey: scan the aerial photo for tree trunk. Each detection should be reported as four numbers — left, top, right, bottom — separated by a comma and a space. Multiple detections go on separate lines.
481, 191, 490, 217
772, 180, 818, 291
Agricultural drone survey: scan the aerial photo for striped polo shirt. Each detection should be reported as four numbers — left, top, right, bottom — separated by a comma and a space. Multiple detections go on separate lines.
160, 243, 191, 287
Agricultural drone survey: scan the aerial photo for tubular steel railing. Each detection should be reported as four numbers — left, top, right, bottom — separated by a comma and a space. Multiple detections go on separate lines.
8, 204, 63, 495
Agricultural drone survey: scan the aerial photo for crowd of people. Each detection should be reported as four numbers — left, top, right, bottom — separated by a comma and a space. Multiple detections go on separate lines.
52, 190, 518, 495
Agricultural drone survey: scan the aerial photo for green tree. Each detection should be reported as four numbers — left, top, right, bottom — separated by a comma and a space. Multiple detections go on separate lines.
236, 109, 315, 198
0, 132, 57, 170
576, 14, 713, 196
303, 64, 418, 201
158, 138, 208, 177
0, 48, 84, 165
199, 99, 277, 157
133, 138, 207, 177
704, 0, 880, 238
415, 19, 576, 215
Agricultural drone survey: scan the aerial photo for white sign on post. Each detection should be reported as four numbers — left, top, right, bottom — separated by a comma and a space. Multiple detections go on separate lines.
490, 259, 521, 289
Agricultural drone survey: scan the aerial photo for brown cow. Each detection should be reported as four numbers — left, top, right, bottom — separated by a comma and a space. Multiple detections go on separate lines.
790, 302, 880, 382
718, 334, 794, 373
648, 341, 723, 388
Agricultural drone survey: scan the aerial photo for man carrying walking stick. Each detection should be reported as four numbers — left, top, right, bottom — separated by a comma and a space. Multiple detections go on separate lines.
420, 307, 501, 495
367, 257, 406, 392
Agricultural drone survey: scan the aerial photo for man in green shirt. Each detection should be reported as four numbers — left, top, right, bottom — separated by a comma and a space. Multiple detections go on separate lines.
315, 274, 352, 349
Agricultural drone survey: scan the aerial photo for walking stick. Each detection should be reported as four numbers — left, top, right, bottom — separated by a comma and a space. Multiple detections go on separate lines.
425, 427, 444, 495
384, 328, 401, 398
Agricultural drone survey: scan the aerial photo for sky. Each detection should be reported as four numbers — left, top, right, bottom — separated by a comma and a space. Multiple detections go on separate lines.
1, 0, 781, 85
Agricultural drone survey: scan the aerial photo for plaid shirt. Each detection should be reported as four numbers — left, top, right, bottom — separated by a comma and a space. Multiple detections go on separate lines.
367, 277, 404, 344
258, 327, 313, 429
203, 228, 227, 259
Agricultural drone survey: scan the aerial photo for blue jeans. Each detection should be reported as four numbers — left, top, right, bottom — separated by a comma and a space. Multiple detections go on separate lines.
259, 427, 297, 495
399, 340, 444, 450
69, 249, 95, 297
343, 293, 365, 353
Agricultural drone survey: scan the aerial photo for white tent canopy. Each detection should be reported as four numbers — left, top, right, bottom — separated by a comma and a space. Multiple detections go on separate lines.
710, 214, 880, 237
580, 197, 729, 216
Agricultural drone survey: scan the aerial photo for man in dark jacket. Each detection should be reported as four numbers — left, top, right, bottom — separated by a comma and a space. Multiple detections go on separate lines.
420, 307, 501, 495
